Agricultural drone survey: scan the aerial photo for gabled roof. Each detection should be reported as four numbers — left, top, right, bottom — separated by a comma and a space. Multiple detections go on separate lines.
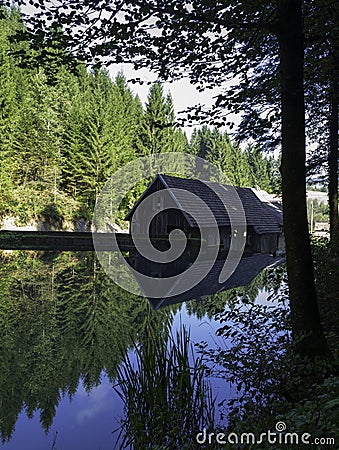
126, 174, 283, 235
125, 174, 166, 221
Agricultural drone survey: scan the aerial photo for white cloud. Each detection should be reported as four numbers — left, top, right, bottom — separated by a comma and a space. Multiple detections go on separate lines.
75, 380, 114, 425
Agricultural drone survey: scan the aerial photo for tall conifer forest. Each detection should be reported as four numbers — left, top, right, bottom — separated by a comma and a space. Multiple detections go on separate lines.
0, 8, 279, 227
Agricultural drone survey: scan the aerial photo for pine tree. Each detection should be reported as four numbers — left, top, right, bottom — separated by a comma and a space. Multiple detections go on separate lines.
0, 13, 14, 212
13, 69, 67, 209
63, 69, 115, 212
163, 93, 187, 153
138, 81, 186, 155
245, 145, 272, 191
187, 126, 281, 190
63, 69, 143, 216
0, 8, 26, 215
110, 72, 143, 166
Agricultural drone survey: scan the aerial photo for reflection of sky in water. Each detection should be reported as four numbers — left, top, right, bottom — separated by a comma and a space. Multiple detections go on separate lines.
171, 290, 272, 419
172, 305, 234, 415
1, 289, 275, 450
1, 373, 123, 450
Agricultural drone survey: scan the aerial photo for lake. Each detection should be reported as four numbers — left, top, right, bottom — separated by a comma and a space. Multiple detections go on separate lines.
0, 251, 285, 449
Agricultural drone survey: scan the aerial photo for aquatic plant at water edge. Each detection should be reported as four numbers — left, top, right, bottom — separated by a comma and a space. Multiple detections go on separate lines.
114, 325, 215, 449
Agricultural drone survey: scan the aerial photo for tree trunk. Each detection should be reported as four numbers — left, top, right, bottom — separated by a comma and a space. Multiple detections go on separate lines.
277, 0, 330, 356
328, 37, 339, 254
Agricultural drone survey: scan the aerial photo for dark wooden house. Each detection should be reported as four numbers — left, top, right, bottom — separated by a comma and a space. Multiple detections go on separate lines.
125, 174, 283, 259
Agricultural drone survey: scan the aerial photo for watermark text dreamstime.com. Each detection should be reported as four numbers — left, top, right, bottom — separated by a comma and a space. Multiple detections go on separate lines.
196, 422, 335, 446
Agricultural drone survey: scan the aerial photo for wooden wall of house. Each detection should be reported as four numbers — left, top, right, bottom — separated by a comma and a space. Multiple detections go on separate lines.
243, 226, 258, 254
129, 179, 196, 262
278, 233, 285, 251
130, 178, 190, 237
258, 233, 279, 254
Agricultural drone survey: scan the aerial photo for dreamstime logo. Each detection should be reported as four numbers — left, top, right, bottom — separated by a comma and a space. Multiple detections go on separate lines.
196, 421, 336, 446
92, 153, 246, 298
275, 421, 287, 432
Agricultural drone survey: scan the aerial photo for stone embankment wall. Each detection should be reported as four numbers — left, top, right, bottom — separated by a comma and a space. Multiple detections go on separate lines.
0, 216, 91, 232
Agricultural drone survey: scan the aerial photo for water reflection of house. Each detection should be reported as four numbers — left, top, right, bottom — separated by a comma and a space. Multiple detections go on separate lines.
129, 253, 285, 310
125, 174, 284, 257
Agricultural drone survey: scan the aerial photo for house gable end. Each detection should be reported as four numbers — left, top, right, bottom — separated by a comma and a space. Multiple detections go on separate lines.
125, 174, 195, 226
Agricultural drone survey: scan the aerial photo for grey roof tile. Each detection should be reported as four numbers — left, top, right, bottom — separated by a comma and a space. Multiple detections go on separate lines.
161, 175, 283, 234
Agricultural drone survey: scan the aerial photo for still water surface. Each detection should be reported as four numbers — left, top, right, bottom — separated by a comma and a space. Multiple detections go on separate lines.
0, 251, 284, 449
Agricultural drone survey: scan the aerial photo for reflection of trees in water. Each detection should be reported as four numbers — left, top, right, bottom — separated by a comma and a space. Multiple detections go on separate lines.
0, 252, 287, 443
0, 252, 174, 442
185, 263, 287, 320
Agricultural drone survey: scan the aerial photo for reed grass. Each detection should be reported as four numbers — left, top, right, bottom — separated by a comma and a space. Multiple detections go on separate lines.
114, 325, 215, 449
